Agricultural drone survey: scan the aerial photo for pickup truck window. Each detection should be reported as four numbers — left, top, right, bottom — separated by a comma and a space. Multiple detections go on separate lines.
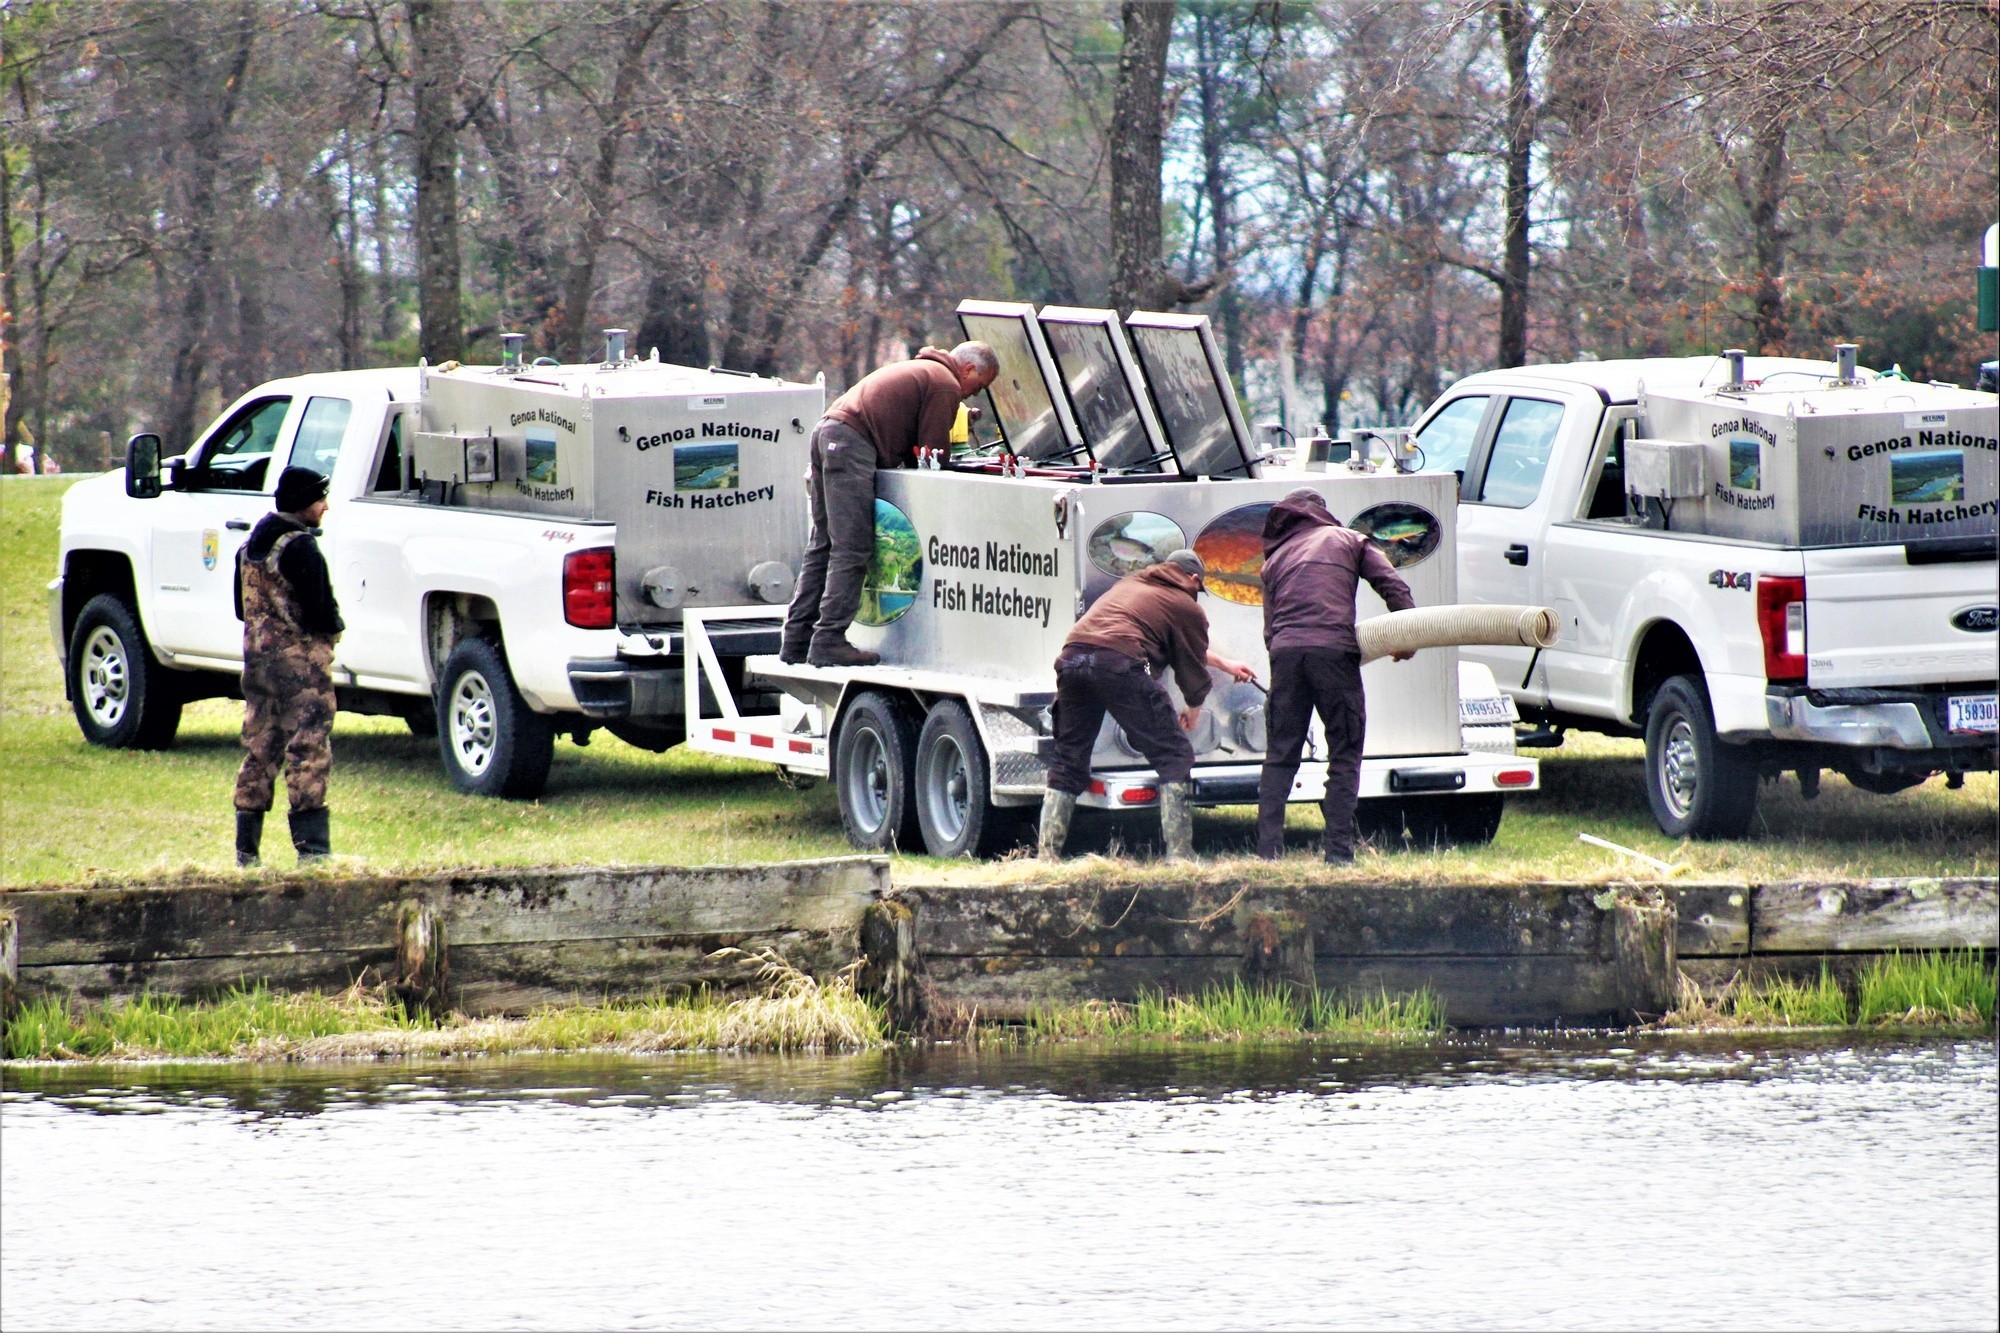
290, 397, 352, 477
1472, 397, 1563, 508
187, 396, 291, 491
370, 412, 406, 493
1413, 396, 1488, 480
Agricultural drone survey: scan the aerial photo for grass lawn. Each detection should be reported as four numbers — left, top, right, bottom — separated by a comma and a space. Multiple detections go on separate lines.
3, 474, 1994, 888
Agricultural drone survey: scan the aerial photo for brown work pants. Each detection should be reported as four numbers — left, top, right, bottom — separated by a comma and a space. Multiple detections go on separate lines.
1256, 649, 1367, 861
1047, 646, 1195, 795
783, 420, 879, 650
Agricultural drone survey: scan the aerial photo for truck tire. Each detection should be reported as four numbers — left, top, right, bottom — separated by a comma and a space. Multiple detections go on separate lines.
1644, 674, 1756, 839
68, 594, 182, 750
437, 637, 554, 799
834, 691, 919, 851
914, 700, 1022, 858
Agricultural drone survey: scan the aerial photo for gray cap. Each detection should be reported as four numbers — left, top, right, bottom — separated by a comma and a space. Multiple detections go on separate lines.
1164, 548, 1205, 578
1284, 486, 1329, 508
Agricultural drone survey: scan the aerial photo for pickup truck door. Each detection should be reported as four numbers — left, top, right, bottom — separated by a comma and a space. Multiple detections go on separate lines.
1414, 391, 1567, 700
145, 394, 300, 664
324, 404, 431, 688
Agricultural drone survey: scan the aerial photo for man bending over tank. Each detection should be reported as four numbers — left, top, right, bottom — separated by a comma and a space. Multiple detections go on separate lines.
1037, 550, 1255, 863
234, 466, 344, 867
781, 342, 1000, 668
1256, 488, 1415, 864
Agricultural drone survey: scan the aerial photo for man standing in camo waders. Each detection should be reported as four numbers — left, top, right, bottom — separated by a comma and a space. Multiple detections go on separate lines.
1037, 550, 1255, 863
233, 466, 343, 867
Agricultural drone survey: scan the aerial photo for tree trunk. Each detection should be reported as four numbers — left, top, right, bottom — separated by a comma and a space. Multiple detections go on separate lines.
162, 8, 257, 451
1496, 0, 1534, 368
553, 6, 671, 362
408, 0, 465, 363
1, 104, 20, 471
1194, 8, 1242, 387
1744, 116, 1788, 354
1110, 0, 1179, 314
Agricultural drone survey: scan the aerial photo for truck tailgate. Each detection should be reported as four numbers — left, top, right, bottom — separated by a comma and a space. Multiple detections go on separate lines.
1804, 546, 1999, 688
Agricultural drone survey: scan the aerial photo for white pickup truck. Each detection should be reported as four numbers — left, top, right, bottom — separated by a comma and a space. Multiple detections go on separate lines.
51, 354, 821, 797
1400, 352, 1998, 837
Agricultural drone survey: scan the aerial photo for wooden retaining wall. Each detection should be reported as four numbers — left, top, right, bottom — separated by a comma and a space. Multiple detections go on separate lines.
1, 869, 1990, 1030
0, 858, 887, 1016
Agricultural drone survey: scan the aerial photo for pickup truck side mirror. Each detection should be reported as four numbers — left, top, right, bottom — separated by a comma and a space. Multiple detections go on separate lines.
125, 433, 164, 499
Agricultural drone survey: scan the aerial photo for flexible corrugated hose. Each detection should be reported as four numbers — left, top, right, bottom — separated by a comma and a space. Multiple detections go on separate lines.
1356, 604, 1559, 665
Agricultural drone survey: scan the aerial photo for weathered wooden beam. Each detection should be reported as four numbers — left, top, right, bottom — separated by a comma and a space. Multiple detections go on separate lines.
393, 900, 447, 1018
1670, 885, 1750, 957
1, 911, 18, 1021
859, 900, 923, 1033
1242, 911, 1316, 997
1753, 879, 1997, 954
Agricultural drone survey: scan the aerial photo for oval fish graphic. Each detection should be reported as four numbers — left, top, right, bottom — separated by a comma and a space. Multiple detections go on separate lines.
855, 498, 923, 627
201, 529, 219, 571
1348, 502, 1442, 569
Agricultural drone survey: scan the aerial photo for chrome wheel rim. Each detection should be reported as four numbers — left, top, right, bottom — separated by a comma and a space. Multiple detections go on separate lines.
1660, 716, 1699, 820
81, 626, 130, 729
847, 725, 889, 834
449, 672, 498, 776
921, 733, 972, 845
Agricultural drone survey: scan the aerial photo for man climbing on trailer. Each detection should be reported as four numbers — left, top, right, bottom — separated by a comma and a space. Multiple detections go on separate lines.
1039, 550, 1257, 862
780, 341, 1000, 668
1256, 488, 1416, 864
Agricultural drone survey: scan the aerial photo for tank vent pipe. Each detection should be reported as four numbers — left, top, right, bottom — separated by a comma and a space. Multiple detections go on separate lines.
604, 328, 628, 365
500, 332, 524, 371
1836, 342, 1858, 384
1724, 348, 1746, 390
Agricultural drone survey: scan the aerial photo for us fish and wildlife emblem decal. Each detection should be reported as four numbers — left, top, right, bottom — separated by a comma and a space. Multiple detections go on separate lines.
201, 529, 219, 571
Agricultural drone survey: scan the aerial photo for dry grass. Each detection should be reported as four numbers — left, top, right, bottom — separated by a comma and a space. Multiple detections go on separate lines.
4, 954, 885, 1062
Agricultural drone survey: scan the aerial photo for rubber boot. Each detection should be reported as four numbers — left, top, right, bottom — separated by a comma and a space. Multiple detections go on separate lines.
807, 633, 880, 668
1159, 782, 1196, 863
1037, 789, 1077, 861
290, 807, 331, 865
235, 810, 264, 868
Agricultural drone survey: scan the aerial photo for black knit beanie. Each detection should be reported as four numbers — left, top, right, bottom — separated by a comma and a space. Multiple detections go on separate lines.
275, 467, 330, 514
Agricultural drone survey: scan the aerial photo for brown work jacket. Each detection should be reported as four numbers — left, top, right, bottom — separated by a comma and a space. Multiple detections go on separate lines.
1064, 564, 1213, 706
823, 349, 961, 469
1260, 495, 1414, 656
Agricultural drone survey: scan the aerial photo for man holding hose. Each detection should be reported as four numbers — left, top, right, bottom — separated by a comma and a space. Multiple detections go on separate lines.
1257, 488, 1415, 863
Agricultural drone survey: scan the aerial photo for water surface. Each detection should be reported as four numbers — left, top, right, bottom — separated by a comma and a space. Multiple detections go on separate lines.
5, 1035, 1994, 1330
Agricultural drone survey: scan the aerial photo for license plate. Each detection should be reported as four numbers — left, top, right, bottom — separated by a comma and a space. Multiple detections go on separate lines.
1947, 694, 1997, 734
1459, 696, 1517, 725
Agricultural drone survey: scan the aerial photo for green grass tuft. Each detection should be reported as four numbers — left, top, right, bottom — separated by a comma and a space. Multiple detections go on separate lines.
1854, 950, 1997, 1027
3, 984, 422, 1060
1731, 969, 1851, 1027
1024, 981, 1445, 1044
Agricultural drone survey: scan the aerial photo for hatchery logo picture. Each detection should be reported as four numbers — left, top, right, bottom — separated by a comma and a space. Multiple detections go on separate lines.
674, 442, 739, 491
1729, 436, 1761, 491
525, 430, 560, 486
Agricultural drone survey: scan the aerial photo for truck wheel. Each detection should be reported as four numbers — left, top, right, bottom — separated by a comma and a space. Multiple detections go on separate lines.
1644, 674, 1756, 839
834, 691, 918, 851
437, 638, 554, 799
914, 700, 1021, 858
68, 594, 182, 749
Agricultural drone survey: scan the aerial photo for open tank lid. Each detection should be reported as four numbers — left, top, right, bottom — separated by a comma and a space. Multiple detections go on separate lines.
1122, 311, 1256, 479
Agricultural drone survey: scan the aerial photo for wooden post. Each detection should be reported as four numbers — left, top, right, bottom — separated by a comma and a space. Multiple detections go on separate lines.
1612, 892, 1677, 1024
393, 900, 448, 1018
859, 899, 923, 1033
1242, 911, 1316, 997
1, 911, 18, 1022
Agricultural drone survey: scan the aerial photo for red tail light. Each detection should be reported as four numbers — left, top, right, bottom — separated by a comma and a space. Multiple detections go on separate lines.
1756, 575, 1806, 682
563, 548, 615, 629
1119, 786, 1159, 805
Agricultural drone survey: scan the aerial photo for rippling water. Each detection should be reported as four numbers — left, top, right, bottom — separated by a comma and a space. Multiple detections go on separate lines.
4, 1035, 1994, 1330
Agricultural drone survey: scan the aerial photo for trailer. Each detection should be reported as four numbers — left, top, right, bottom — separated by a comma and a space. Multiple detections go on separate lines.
684, 303, 1538, 857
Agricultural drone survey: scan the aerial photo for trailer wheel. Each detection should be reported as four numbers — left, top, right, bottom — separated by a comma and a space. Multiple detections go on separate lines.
68, 594, 182, 749
437, 638, 554, 799
1644, 674, 1756, 839
834, 691, 919, 851
914, 700, 1020, 858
